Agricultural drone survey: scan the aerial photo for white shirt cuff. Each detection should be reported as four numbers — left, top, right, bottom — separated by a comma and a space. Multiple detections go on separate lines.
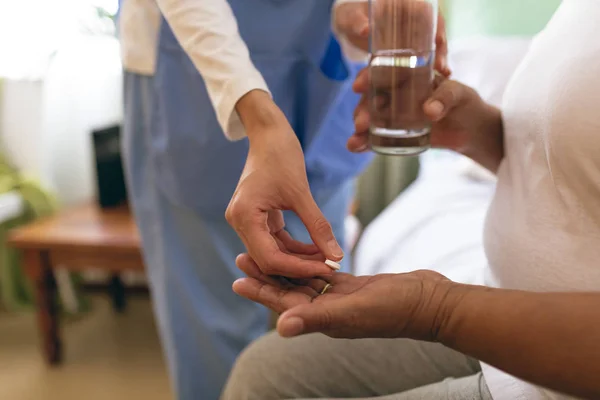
333, 0, 370, 63
216, 69, 271, 141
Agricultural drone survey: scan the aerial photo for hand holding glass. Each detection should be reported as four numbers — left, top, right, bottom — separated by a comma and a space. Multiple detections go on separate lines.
369, 0, 438, 155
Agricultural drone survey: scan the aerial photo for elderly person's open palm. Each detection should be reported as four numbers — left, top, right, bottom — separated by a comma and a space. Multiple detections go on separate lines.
233, 253, 452, 340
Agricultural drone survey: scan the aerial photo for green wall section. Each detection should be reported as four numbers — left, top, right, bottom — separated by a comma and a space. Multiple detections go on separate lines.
442, 0, 562, 38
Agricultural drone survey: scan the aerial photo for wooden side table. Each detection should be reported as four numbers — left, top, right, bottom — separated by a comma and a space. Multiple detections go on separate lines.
8, 204, 144, 365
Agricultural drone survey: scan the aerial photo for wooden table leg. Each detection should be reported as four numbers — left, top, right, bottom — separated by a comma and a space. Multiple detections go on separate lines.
109, 274, 126, 313
24, 250, 62, 365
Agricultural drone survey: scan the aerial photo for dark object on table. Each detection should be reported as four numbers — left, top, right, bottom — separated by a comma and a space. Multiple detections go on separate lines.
92, 125, 128, 208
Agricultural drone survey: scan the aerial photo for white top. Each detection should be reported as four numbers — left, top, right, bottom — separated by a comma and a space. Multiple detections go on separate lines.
118, 0, 366, 141
482, 0, 600, 399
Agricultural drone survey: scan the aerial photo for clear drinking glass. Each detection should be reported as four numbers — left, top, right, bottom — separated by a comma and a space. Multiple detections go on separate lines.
369, 0, 438, 155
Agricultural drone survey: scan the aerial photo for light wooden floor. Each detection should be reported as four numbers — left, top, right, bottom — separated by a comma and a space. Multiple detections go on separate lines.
0, 295, 172, 400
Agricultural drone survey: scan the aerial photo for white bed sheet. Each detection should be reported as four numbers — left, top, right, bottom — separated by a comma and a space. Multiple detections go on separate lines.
355, 172, 495, 284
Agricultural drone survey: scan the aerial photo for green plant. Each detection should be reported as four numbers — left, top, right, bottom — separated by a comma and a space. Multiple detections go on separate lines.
78, 5, 117, 37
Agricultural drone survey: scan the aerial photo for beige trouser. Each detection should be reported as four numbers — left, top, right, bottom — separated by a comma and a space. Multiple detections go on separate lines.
221, 332, 493, 400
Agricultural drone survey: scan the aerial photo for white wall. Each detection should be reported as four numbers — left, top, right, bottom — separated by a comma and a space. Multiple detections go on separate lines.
0, 0, 122, 206
0, 36, 123, 206
41, 36, 123, 205
0, 79, 46, 176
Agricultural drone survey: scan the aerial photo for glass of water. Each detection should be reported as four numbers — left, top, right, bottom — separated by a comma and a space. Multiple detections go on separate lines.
369, 0, 438, 156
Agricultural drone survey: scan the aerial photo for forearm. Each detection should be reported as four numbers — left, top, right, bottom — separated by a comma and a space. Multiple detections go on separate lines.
461, 104, 505, 174
437, 284, 600, 399
154, 0, 271, 140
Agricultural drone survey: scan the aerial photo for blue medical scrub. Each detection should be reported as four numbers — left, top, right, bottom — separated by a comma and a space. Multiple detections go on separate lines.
122, 1, 373, 398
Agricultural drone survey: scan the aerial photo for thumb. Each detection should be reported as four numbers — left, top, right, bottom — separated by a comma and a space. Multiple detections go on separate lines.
277, 303, 340, 337
336, 2, 369, 34
294, 195, 344, 261
335, 2, 369, 50
423, 80, 466, 122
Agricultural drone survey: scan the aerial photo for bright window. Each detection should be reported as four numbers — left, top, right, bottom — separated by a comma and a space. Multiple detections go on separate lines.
0, 0, 118, 79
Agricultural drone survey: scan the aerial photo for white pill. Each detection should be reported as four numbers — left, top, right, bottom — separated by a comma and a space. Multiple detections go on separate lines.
325, 259, 341, 271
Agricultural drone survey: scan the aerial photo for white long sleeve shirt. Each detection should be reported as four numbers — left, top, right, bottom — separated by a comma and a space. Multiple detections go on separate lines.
119, 0, 367, 141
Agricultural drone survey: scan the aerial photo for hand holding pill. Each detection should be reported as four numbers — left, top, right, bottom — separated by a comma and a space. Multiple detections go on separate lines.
225, 113, 345, 279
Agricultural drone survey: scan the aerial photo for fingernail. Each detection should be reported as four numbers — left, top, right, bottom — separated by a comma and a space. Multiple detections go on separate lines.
354, 111, 369, 128
354, 23, 369, 36
231, 279, 244, 292
354, 143, 369, 152
427, 100, 444, 118
280, 316, 305, 337
327, 240, 344, 259
319, 269, 334, 277
441, 57, 449, 75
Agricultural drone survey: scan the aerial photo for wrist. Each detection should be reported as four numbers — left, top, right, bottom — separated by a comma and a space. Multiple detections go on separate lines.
434, 283, 487, 347
235, 90, 284, 139
461, 104, 504, 173
399, 273, 463, 342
